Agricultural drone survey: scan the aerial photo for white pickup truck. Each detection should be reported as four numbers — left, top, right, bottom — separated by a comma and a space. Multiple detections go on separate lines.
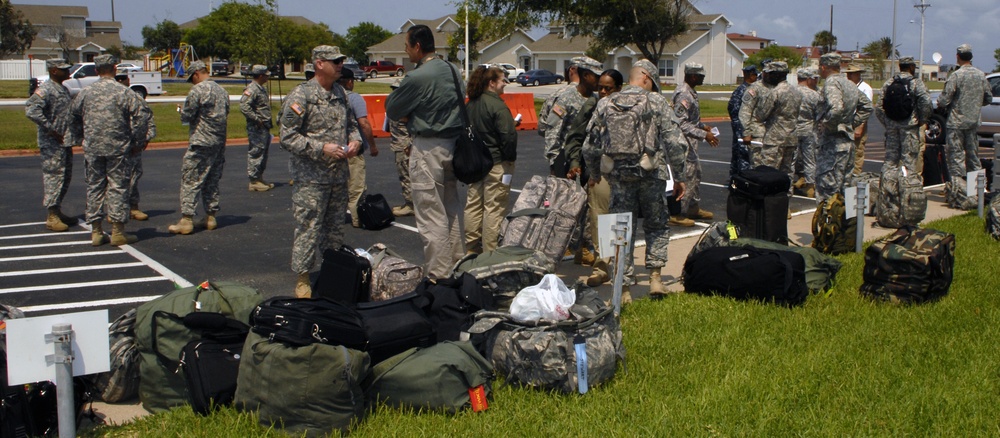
29, 62, 163, 99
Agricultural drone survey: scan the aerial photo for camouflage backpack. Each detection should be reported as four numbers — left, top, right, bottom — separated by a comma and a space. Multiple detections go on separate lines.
859, 226, 955, 304
602, 92, 656, 170
945, 175, 978, 210
811, 193, 857, 255
452, 246, 555, 311
686, 221, 740, 264
985, 192, 1000, 240
876, 164, 927, 228
466, 284, 624, 394
368, 243, 424, 301
89, 309, 140, 403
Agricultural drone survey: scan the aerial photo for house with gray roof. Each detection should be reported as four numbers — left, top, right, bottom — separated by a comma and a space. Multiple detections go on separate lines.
11, 4, 122, 63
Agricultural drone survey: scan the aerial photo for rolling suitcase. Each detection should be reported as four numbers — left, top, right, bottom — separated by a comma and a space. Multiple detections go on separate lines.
314, 245, 372, 305
501, 175, 588, 266
727, 166, 790, 243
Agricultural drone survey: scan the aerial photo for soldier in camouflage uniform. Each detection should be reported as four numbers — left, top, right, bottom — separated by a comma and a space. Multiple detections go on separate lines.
280, 46, 362, 298
815, 53, 873, 204
67, 55, 150, 247
115, 72, 157, 221
388, 79, 414, 216
727, 64, 758, 180
583, 60, 688, 302
673, 63, 719, 222
937, 44, 993, 210
169, 60, 230, 235
748, 62, 802, 210
794, 68, 820, 197
875, 57, 933, 172
25, 58, 78, 232
539, 56, 602, 177
738, 59, 774, 167
240, 65, 275, 192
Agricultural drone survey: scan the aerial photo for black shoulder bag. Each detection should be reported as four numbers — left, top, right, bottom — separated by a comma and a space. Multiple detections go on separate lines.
448, 64, 494, 184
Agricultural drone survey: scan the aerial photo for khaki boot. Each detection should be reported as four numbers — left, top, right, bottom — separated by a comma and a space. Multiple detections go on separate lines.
53, 207, 79, 226
130, 205, 148, 221
804, 183, 816, 198
168, 215, 194, 235
792, 176, 806, 189
294, 273, 312, 298
205, 214, 218, 231
649, 268, 664, 295
574, 247, 595, 266
687, 208, 714, 220
392, 203, 414, 217
668, 216, 696, 227
45, 208, 69, 232
249, 179, 275, 192
621, 285, 632, 305
110, 222, 138, 246
91, 222, 107, 246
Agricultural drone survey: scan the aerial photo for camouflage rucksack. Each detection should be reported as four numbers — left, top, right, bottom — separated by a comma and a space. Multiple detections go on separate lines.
876, 164, 927, 228
945, 175, 978, 210
602, 92, 656, 169
811, 193, 857, 255
89, 309, 140, 403
860, 226, 955, 304
686, 221, 740, 264
985, 193, 1000, 240
467, 284, 624, 394
368, 243, 424, 301
453, 246, 555, 311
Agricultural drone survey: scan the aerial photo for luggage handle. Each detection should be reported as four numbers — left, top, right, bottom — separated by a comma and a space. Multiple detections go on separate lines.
506, 208, 551, 219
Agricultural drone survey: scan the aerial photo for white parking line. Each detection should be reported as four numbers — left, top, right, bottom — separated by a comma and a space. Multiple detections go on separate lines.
0, 276, 171, 294
0, 221, 45, 229
78, 222, 194, 289
701, 182, 816, 201
390, 222, 419, 233
0, 250, 120, 263
0, 262, 146, 278
19, 295, 164, 313
0, 231, 91, 240
0, 241, 92, 251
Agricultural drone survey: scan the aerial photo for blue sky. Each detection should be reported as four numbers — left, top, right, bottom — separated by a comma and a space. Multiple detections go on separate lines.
17, 0, 1000, 67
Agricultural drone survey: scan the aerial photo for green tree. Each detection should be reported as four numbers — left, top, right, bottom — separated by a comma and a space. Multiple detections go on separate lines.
141, 19, 182, 54
993, 48, 1000, 73
812, 30, 837, 54
274, 18, 339, 64
447, 7, 488, 65
472, 0, 690, 65
184, 1, 275, 63
106, 43, 144, 60
0, 0, 36, 58
343, 22, 392, 65
862, 37, 897, 80
745, 44, 805, 70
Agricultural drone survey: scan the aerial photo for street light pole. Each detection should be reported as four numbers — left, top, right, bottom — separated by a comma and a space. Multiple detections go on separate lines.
890, 0, 897, 76
464, 1, 470, 82
915, 0, 931, 80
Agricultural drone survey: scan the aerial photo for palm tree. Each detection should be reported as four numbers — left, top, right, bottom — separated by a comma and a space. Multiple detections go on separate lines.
812, 30, 837, 55
863, 37, 898, 59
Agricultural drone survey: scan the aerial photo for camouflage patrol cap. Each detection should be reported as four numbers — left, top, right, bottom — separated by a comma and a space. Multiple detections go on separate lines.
819, 53, 842, 67
633, 59, 660, 92
304, 63, 314, 73
390, 78, 403, 89
312, 45, 347, 62
570, 56, 603, 75
898, 56, 916, 66
45, 58, 71, 69
796, 67, 818, 80
763, 61, 788, 73
957, 44, 972, 54
250, 64, 269, 76
684, 62, 705, 76
186, 60, 207, 83
94, 54, 118, 69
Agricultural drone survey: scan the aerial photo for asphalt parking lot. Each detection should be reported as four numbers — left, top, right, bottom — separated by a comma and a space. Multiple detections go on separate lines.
1, 114, 893, 321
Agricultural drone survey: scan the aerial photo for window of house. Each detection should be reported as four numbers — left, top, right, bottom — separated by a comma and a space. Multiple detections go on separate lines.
658, 59, 674, 77
760, 42, 765, 49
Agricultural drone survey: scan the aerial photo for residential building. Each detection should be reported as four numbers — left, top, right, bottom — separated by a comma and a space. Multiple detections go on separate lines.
10, 4, 122, 62
727, 32, 774, 56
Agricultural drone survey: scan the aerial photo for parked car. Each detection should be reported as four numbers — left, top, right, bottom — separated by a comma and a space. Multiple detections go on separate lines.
211, 59, 234, 76
478, 63, 526, 81
515, 69, 564, 87
926, 72, 1000, 145
116, 63, 143, 74
343, 63, 366, 82
28, 62, 99, 97
365, 60, 405, 78
240, 62, 286, 80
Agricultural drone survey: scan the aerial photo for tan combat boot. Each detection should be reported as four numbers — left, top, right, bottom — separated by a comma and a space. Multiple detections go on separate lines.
392, 203, 414, 217
91, 222, 107, 246
130, 204, 148, 221
668, 216, 696, 227
53, 207, 79, 226
621, 285, 632, 305
649, 268, 665, 296
205, 214, 218, 231
804, 183, 816, 198
687, 208, 715, 220
587, 259, 610, 287
294, 273, 312, 298
168, 215, 194, 235
574, 247, 596, 266
110, 222, 138, 247
46, 208, 69, 232
248, 180, 274, 192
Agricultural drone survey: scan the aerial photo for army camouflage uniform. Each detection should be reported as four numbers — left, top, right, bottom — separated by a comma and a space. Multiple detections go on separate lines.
25, 79, 74, 211
584, 84, 687, 286
937, 64, 992, 209
389, 119, 413, 207
795, 84, 821, 185
727, 80, 753, 178
240, 80, 273, 183
753, 79, 803, 183
540, 83, 589, 172
738, 80, 773, 145
67, 78, 150, 225
127, 94, 156, 209
179, 79, 230, 217
816, 73, 872, 204
280, 79, 361, 274
672, 81, 708, 215
875, 72, 933, 172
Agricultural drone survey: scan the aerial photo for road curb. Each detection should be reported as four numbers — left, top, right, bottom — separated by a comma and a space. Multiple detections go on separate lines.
0, 139, 252, 157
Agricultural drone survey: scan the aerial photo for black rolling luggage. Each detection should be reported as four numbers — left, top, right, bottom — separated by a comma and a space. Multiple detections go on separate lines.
314, 245, 372, 305
727, 166, 790, 243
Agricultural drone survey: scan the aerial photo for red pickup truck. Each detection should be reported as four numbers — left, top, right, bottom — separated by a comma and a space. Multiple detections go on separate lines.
365, 60, 405, 78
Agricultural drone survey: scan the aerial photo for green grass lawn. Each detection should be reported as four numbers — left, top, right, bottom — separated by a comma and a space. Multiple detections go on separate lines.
80, 213, 1000, 437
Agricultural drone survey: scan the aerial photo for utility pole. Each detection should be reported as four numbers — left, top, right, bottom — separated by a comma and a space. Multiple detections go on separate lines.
110, 0, 115, 22
464, 1, 470, 82
915, 0, 931, 80
890, 0, 898, 75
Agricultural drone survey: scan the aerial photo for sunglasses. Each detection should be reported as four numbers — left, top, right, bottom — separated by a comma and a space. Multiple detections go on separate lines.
318, 58, 344, 65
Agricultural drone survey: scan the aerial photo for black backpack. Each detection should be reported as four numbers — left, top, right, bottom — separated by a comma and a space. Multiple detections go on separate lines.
883, 75, 915, 122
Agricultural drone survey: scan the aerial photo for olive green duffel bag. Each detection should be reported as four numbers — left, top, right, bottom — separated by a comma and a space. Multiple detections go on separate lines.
235, 331, 371, 437
367, 341, 493, 413
134, 281, 262, 413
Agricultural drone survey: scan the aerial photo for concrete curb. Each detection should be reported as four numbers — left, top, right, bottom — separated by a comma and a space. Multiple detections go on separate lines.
0, 139, 252, 157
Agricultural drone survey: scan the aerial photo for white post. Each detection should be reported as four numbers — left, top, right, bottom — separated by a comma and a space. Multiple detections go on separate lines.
47, 323, 76, 438
915, 1, 930, 80
611, 215, 629, 316
855, 182, 867, 253
978, 170, 986, 218
890, 0, 898, 76
464, 1, 469, 82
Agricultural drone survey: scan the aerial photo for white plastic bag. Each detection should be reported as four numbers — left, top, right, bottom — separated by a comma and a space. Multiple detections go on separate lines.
509, 274, 576, 322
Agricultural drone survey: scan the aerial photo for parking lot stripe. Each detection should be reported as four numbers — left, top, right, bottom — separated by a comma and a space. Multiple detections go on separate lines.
116, 241, 194, 288
0, 276, 171, 294
0, 230, 91, 240
0, 241, 92, 251
19, 295, 165, 313
0, 262, 146, 278
0, 250, 120, 263
390, 222, 419, 233
0, 222, 46, 229
701, 182, 815, 201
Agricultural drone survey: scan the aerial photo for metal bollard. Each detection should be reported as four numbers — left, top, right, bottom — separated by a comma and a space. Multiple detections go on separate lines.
47, 323, 75, 438
855, 181, 867, 253
610, 214, 629, 316
978, 170, 986, 218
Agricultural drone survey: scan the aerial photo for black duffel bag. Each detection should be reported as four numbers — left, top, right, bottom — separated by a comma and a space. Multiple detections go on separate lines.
683, 245, 808, 306
730, 165, 791, 199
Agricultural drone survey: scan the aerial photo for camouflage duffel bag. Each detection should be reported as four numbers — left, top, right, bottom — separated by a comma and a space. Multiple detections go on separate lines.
985, 192, 1000, 240
859, 226, 955, 304
452, 246, 554, 311
466, 285, 624, 394
368, 243, 424, 301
